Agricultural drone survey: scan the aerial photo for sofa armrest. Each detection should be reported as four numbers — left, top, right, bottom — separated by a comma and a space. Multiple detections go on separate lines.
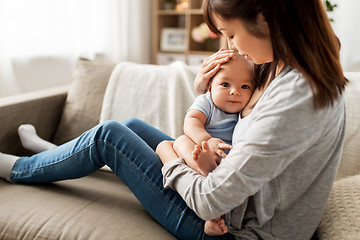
0, 86, 68, 155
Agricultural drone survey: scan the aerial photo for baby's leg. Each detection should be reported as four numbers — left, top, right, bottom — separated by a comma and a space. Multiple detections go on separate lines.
204, 217, 228, 236
192, 141, 218, 176
173, 135, 200, 173
18, 124, 57, 153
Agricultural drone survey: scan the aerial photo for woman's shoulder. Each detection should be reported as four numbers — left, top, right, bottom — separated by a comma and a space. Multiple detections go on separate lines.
271, 66, 308, 92
261, 66, 312, 108
255, 65, 345, 122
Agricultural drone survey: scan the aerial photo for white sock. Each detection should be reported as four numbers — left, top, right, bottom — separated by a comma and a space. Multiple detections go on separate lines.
18, 124, 57, 153
0, 152, 18, 181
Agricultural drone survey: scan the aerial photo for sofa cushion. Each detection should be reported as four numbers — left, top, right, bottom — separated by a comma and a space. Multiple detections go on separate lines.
53, 58, 115, 145
336, 72, 360, 180
317, 174, 360, 239
0, 171, 175, 240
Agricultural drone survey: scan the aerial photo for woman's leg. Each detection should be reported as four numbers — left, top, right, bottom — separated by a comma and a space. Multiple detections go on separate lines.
120, 118, 173, 150
10, 119, 233, 240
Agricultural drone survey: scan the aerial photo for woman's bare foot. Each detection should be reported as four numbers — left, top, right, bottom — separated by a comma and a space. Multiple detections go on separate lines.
192, 141, 218, 176
204, 218, 228, 236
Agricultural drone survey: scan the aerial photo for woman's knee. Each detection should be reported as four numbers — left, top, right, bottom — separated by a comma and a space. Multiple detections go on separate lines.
99, 120, 121, 129
96, 120, 127, 138
93, 120, 135, 147
120, 118, 145, 130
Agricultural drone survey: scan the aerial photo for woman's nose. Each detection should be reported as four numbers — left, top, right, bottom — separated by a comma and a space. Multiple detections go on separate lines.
227, 39, 236, 50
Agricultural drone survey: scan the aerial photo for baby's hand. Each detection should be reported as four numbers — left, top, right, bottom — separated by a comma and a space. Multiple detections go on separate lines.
207, 138, 232, 162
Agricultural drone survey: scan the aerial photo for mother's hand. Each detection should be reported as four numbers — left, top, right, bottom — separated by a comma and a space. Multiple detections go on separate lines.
194, 49, 234, 95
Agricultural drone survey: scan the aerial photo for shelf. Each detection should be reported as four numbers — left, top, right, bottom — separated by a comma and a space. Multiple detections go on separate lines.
152, 0, 224, 65
157, 10, 186, 15
157, 9, 202, 15
188, 9, 203, 14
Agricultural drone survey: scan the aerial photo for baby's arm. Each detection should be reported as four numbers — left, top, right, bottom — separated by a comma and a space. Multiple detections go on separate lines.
183, 109, 211, 145
183, 110, 231, 157
174, 110, 231, 175
180, 110, 219, 174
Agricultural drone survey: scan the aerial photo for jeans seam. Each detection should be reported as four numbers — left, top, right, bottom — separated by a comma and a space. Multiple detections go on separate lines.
9, 156, 21, 182
11, 142, 97, 180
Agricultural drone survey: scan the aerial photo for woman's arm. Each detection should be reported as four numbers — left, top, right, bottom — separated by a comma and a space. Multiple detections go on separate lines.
162, 70, 344, 220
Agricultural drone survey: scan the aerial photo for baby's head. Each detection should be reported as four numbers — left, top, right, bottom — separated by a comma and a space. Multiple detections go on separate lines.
208, 53, 255, 114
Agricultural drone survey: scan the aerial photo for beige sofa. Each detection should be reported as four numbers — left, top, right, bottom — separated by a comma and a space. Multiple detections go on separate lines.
0, 58, 359, 239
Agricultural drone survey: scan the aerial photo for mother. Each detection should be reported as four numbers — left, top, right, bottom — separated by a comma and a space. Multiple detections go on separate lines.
0, 0, 347, 239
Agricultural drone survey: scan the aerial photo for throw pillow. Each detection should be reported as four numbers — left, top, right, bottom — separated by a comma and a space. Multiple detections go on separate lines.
53, 58, 115, 145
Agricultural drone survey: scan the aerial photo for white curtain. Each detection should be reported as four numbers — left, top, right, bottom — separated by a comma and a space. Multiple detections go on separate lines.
332, 0, 360, 71
0, 0, 152, 97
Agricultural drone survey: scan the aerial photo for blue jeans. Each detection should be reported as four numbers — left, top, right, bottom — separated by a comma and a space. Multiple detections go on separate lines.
10, 119, 235, 240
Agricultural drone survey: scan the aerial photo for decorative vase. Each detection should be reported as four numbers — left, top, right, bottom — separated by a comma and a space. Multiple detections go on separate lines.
163, 2, 174, 10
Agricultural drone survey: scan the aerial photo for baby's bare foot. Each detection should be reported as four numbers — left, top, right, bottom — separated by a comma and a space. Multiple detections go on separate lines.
204, 218, 228, 236
192, 141, 218, 176
192, 145, 202, 161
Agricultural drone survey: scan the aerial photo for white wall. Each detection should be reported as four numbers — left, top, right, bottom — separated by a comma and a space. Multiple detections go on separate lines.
11, 56, 74, 93
332, 0, 360, 71
0, 0, 153, 97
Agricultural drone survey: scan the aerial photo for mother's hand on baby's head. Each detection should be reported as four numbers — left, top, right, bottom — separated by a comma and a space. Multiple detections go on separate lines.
194, 49, 235, 95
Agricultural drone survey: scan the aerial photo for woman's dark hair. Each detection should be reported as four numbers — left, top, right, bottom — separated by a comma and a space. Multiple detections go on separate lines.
203, 0, 348, 109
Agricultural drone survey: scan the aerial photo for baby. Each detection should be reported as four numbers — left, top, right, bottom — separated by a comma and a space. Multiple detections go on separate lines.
157, 53, 255, 236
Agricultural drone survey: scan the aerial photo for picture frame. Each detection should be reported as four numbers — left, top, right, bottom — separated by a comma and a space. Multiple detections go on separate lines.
160, 28, 187, 51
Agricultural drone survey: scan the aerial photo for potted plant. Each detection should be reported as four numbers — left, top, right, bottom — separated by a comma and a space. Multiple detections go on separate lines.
163, 0, 175, 10
324, 0, 337, 22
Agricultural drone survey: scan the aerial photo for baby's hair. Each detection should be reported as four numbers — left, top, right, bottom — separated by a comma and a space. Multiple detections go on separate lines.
207, 53, 256, 92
